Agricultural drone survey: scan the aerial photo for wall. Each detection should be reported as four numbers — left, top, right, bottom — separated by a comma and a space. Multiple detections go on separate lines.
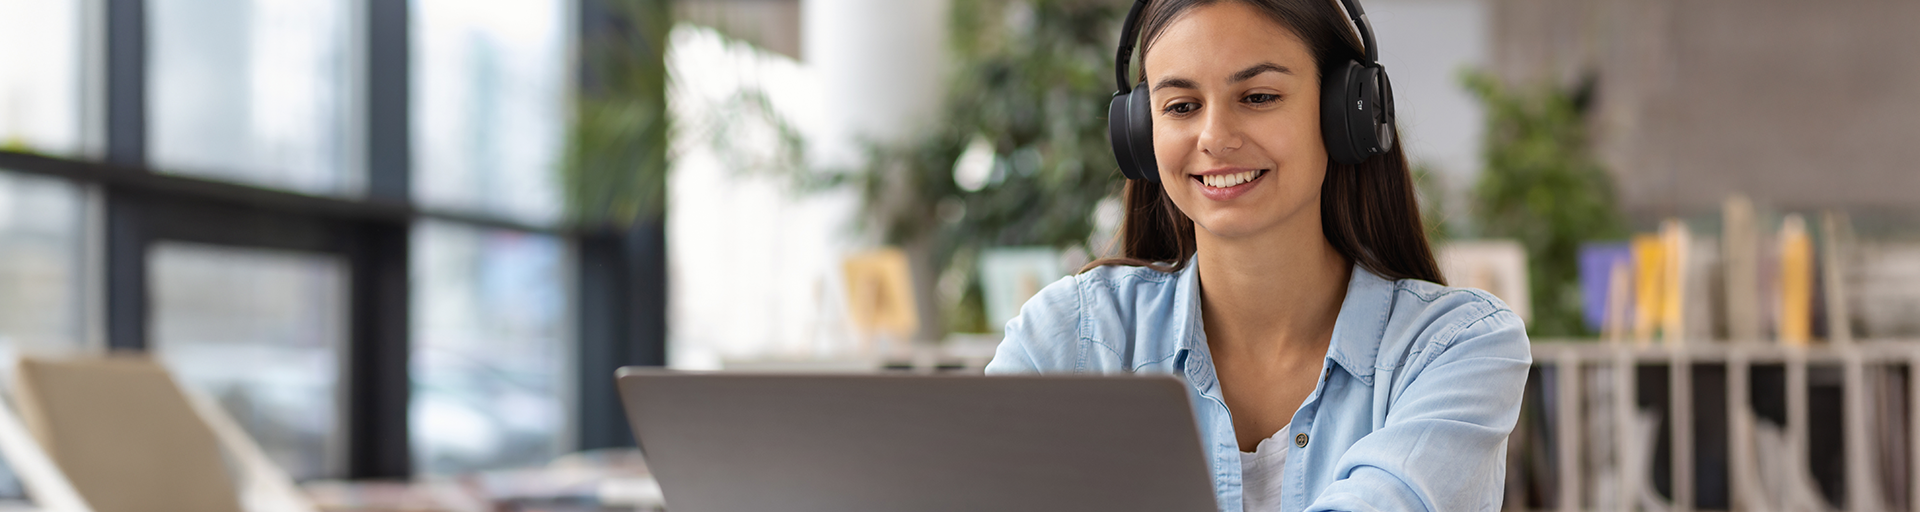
1491, 0, 1920, 221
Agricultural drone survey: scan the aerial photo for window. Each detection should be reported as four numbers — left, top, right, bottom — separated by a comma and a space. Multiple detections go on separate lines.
0, 0, 85, 156
0, 171, 90, 361
412, 0, 569, 225
666, 25, 850, 366
410, 1, 574, 472
149, 242, 349, 481
0, 0, 641, 480
147, 0, 362, 195
411, 221, 569, 474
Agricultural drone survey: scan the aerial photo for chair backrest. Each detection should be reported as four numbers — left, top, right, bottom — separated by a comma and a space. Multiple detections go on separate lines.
11, 356, 244, 512
0, 375, 92, 512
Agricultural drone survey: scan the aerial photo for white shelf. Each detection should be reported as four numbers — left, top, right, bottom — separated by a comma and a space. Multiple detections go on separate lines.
1527, 339, 1920, 511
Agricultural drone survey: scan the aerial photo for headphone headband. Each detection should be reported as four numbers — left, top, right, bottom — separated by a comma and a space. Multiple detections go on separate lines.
1115, 0, 1376, 91
1113, 0, 1150, 93
1334, 0, 1378, 64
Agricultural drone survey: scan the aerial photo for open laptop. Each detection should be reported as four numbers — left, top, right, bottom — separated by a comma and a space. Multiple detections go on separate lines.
616, 368, 1219, 512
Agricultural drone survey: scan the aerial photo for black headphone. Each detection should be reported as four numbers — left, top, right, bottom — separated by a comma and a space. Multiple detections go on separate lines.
1106, 0, 1396, 182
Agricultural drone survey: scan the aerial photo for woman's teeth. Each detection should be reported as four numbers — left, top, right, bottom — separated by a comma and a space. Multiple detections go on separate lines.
1200, 170, 1264, 188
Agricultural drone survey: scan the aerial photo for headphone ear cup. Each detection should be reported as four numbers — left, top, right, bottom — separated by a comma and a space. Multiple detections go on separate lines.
1351, 65, 1388, 157
1320, 60, 1364, 165
1108, 92, 1143, 180
1346, 65, 1384, 158
1370, 69, 1396, 156
1125, 82, 1159, 182
1107, 84, 1160, 182
1321, 60, 1394, 165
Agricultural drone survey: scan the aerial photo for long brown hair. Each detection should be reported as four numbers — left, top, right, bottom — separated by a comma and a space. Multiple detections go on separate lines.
1086, 0, 1444, 285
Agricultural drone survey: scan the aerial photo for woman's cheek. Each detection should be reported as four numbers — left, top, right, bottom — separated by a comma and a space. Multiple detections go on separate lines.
1152, 126, 1194, 181
1251, 117, 1306, 154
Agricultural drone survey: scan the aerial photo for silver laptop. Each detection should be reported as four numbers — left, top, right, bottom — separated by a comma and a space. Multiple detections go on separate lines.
615, 368, 1219, 512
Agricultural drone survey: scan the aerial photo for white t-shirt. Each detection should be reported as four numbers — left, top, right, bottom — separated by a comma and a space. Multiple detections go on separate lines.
1239, 425, 1291, 512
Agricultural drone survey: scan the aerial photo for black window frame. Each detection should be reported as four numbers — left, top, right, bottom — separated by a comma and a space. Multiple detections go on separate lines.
0, 0, 666, 479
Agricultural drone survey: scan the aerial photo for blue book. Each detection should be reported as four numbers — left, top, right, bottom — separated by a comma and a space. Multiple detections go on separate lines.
1579, 243, 1633, 335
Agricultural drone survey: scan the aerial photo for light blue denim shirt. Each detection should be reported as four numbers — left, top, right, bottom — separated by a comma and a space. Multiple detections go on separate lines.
985, 260, 1531, 512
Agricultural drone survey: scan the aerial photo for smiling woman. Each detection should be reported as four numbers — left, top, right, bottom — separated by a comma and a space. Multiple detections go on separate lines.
987, 1, 1531, 511
1095, 0, 1435, 282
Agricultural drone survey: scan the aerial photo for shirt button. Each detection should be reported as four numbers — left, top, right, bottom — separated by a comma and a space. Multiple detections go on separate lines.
1295, 433, 1309, 448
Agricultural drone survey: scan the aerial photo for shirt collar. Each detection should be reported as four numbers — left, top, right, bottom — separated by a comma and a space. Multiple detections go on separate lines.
1172, 258, 1204, 355
1172, 258, 1394, 383
1327, 264, 1393, 383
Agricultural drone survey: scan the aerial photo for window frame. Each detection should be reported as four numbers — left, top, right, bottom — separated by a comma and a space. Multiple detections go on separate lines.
0, 0, 666, 479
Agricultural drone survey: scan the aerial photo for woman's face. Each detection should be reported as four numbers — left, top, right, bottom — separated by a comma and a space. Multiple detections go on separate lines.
1143, 2, 1327, 241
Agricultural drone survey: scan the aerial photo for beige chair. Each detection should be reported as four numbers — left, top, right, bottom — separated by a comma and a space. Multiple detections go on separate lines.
0, 372, 90, 512
10, 356, 315, 512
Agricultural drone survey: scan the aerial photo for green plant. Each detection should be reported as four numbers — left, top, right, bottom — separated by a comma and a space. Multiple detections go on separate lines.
1463, 70, 1626, 338
563, 0, 674, 228
835, 0, 1127, 333
1, 137, 31, 154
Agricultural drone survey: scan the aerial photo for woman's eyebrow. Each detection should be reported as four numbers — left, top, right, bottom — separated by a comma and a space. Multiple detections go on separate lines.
1151, 63, 1293, 93
1229, 63, 1293, 83
1152, 76, 1199, 92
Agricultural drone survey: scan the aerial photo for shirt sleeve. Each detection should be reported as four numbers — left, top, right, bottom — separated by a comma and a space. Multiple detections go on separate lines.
1306, 308, 1533, 512
983, 275, 1082, 375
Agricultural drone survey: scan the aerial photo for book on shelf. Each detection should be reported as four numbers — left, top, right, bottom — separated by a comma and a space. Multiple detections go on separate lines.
1569, 198, 1903, 345
1631, 233, 1665, 344
1659, 219, 1692, 345
1778, 214, 1813, 346
1723, 195, 1763, 342
1578, 242, 1632, 337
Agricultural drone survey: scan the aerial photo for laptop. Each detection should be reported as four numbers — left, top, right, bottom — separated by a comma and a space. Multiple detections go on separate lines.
615, 368, 1219, 512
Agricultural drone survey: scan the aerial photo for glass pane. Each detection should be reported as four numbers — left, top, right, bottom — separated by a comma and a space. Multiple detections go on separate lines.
0, 171, 86, 507
412, 0, 568, 225
412, 221, 569, 474
0, 455, 26, 503
148, 0, 361, 195
665, 25, 853, 366
0, 172, 88, 358
150, 242, 347, 481
0, 0, 83, 156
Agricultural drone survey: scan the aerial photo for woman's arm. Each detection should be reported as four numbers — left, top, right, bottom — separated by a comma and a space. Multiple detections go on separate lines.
1307, 309, 1532, 512
983, 330, 1042, 373
983, 276, 1082, 374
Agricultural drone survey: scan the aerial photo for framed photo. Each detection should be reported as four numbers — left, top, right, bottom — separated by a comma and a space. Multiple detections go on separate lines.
979, 248, 1065, 332
1436, 240, 1531, 322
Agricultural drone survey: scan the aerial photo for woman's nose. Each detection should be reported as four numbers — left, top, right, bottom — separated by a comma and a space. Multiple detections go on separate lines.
1198, 109, 1243, 156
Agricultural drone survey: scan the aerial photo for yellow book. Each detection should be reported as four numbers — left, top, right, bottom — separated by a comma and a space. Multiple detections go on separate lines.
1631, 234, 1666, 345
1659, 220, 1690, 345
1778, 214, 1812, 345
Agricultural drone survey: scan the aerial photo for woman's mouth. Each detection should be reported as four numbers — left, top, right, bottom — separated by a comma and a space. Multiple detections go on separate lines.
1191, 169, 1268, 201
1195, 169, 1266, 188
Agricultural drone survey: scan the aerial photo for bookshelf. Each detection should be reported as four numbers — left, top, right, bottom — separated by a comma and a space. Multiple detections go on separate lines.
1526, 339, 1920, 511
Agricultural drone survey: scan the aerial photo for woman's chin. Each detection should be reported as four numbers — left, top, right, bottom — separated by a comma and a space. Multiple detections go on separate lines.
1191, 215, 1282, 241
1188, 200, 1324, 243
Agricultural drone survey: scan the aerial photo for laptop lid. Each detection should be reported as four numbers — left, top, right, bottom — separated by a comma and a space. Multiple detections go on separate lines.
616, 369, 1218, 512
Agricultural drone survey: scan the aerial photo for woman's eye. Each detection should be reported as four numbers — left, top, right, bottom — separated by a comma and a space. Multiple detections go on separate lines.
1163, 102, 1198, 115
1246, 93, 1278, 104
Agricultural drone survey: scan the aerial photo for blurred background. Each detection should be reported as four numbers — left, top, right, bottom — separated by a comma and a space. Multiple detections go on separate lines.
0, 0, 1915, 510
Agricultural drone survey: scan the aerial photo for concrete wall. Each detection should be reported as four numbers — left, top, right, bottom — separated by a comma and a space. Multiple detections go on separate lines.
1369, 0, 1489, 191
1490, 0, 1920, 221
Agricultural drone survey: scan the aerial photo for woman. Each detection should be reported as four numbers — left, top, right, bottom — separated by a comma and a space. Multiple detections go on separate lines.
983, 0, 1531, 511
